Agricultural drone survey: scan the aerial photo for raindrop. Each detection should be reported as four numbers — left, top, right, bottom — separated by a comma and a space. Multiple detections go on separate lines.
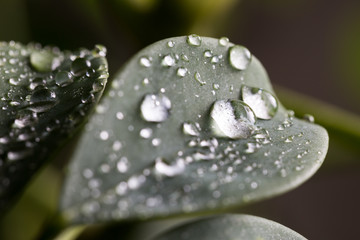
139, 56, 152, 67
117, 157, 129, 173
219, 37, 229, 46
204, 50, 213, 58
55, 71, 73, 87
210, 99, 256, 139
177, 67, 187, 77
161, 54, 175, 67
182, 122, 201, 136
194, 72, 206, 86
154, 158, 185, 177
13, 110, 37, 128
152, 138, 161, 146
99, 130, 109, 141
30, 50, 57, 72
241, 86, 278, 119
139, 128, 153, 139
229, 45, 251, 70
167, 40, 175, 48
186, 34, 202, 46
71, 58, 91, 76
303, 114, 315, 123
116, 112, 124, 120
284, 135, 294, 143
140, 94, 171, 122
28, 87, 57, 113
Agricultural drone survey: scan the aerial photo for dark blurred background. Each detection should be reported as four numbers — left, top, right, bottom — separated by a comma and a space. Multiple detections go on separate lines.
0, 0, 359, 239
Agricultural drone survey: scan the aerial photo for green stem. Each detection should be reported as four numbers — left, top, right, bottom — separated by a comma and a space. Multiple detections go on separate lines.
275, 85, 360, 151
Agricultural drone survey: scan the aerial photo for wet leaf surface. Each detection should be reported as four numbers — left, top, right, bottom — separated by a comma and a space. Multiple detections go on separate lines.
60, 36, 328, 224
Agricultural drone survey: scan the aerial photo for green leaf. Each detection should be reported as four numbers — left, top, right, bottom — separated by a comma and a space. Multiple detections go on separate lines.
0, 42, 109, 212
60, 36, 328, 224
153, 214, 306, 240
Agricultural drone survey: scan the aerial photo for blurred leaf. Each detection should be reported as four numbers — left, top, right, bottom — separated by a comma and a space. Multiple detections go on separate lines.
0, 42, 109, 213
153, 214, 306, 240
60, 36, 328, 224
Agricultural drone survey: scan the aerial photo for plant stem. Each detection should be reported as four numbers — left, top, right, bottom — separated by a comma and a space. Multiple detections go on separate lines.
275, 85, 360, 152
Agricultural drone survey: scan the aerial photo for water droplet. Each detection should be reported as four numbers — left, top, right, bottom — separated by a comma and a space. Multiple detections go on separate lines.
161, 54, 175, 67
210, 99, 256, 139
30, 50, 56, 72
194, 72, 206, 85
71, 58, 91, 76
7, 149, 33, 161
99, 130, 109, 141
127, 174, 145, 190
152, 138, 161, 146
55, 71, 73, 87
28, 87, 57, 113
204, 50, 213, 58
177, 67, 187, 77
117, 157, 129, 173
167, 40, 175, 48
182, 122, 201, 136
154, 158, 185, 177
186, 34, 202, 46
94, 44, 107, 57
284, 135, 294, 143
139, 128, 153, 139
219, 37, 229, 46
229, 45, 251, 70
112, 141, 122, 151
213, 83, 220, 90
142, 78, 150, 85
303, 114, 315, 123
140, 94, 171, 122
13, 110, 37, 128
241, 86, 278, 119
116, 112, 124, 120
139, 56, 152, 67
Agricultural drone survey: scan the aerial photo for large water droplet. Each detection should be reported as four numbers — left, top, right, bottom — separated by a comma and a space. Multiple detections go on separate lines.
55, 71, 73, 87
182, 122, 201, 136
71, 58, 91, 76
241, 86, 278, 119
154, 158, 185, 177
186, 34, 202, 46
28, 87, 57, 113
229, 45, 251, 70
140, 94, 171, 122
161, 54, 175, 67
30, 50, 56, 72
210, 99, 256, 139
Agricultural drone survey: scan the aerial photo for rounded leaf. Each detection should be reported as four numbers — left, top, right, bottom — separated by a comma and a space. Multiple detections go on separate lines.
60, 36, 328, 224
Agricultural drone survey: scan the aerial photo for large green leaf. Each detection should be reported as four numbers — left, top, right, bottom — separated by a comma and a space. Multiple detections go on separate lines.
60, 36, 328, 223
154, 214, 306, 240
0, 42, 109, 212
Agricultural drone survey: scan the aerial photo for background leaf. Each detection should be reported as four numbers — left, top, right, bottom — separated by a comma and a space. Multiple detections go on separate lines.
60, 36, 328, 224
153, 214, 306, 240
0, 42, 109, 213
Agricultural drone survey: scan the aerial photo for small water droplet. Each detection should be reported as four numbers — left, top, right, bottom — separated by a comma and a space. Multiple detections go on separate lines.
177, 67, 187, 77
161, 54, 175, 67
117, 157, 129, 173
303, 114, 315, 123
71, 58, 91, 76
194, 72, 206, 85
139, 128, 153, 139
94, 44, 107, 57
99, 130, 109, 141
186, 34, 202, 46
211, 56, 219, 63
55, 71, 73, 87
13, 110, 37, 128
229, 45, 251, 70
116, 112, 124, 120
154, 157, 185, 177
127, 174, 145, 190
219, 37, 229, 46
210, 99, 256, 139
167, 40, 175, 48
139, 56, 152, 67
142, 78, 150, 85
112, 141, 122, 151
213, 83, 220, 90
241, 86, 278, 119
140, 94, 171, 122
152, 138, 161, 146
284, 135, 294, 143
182, 122, 201, 136
204, 50, 213, 58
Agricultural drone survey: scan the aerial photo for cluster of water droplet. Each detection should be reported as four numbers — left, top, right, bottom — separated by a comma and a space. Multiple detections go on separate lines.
0, 42, 108, 204
62, 36, 323, 223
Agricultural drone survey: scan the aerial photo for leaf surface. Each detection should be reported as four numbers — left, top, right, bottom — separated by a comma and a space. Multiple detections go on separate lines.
60, 36, 328, 223
0, 42, 108, 212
